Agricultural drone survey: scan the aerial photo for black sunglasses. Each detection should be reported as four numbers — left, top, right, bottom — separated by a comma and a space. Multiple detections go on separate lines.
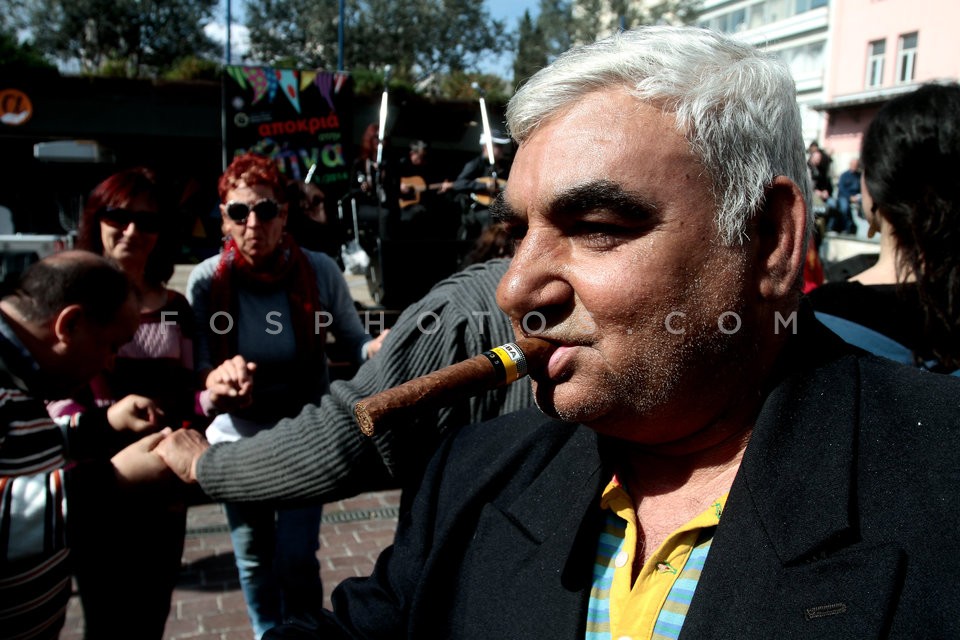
99, 207, 163, 234
225, 199, 281, 224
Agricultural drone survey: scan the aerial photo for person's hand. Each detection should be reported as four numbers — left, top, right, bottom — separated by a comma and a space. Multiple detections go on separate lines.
366, 329, 390, 359
205, 355, 257, 412
438, 180, 453, 194
111, 428, 174, 487
107, 394, 165, 434
154, 428, 210, 484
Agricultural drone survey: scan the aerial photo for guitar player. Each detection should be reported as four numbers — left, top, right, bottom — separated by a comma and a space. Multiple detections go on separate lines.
451, 129, 514, 242
398, 140, 455, 232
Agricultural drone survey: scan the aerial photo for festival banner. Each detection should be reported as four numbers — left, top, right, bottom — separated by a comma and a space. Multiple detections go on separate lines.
223, 66, 353, 195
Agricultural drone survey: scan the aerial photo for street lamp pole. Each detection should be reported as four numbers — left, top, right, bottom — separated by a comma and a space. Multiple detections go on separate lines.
338, 0, 345, 71
225, 0, 232, 65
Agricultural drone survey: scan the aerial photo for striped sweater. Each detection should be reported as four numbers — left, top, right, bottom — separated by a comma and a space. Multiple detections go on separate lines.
0, 313, 118, 639
197, 258, 534, 503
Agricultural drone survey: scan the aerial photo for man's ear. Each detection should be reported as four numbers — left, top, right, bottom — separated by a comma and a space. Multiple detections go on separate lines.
755, 176, 807, 300
52, 304, 84, 344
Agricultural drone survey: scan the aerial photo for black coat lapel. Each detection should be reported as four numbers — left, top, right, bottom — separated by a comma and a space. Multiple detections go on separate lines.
681, 352, 905, 638
455, 426, 606, 640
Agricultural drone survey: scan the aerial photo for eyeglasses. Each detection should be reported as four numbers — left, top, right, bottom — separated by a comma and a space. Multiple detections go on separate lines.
225, 199, 281, 225
99, 208, 163, 234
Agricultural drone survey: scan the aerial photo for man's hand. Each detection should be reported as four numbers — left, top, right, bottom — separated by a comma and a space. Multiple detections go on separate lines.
107, 394, 165, 434
206, 355, 257, 413
366, 329, 390, 359
111, 428, 174, 487
154, 428, 210, 484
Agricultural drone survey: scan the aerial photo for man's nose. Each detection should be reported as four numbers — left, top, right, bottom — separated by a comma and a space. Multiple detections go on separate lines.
496, 230, 571, 330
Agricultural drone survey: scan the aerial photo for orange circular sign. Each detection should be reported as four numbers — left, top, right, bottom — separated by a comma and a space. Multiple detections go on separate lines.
0, 89, 33, 126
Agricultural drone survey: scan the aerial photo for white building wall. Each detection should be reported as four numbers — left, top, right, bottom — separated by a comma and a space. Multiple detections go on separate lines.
696, 0, 831, 146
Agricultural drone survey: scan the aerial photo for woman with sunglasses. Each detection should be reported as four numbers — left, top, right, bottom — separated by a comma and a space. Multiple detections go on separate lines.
187, 152, 376, 639
48, 166, 195, 638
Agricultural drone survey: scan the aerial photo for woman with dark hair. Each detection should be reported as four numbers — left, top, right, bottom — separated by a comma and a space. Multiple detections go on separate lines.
49, 166, 195, 638
62, 167, 197, 418
809, 83, 960, 373
188, 152, 377, 638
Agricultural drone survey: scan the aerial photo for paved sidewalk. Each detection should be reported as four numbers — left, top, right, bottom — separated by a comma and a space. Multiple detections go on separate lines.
61, 489, 401, 640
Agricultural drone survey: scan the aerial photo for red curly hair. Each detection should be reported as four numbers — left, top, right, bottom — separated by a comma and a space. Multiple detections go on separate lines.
218, 153, 287, 203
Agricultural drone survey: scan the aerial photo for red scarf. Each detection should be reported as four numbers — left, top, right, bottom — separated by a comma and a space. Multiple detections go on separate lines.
209, 235, 324, 366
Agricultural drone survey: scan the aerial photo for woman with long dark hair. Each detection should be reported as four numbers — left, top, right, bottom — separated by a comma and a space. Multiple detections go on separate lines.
809, 83, 960, 373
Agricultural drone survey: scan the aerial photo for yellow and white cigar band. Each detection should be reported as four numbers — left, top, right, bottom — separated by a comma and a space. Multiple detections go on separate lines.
483, 342, 529, 385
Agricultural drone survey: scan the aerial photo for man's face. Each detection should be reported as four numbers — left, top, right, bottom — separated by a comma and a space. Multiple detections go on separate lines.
496, 89, 755, 443
62, 293, 140, 388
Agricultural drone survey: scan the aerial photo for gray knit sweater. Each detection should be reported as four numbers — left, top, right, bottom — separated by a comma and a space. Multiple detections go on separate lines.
196, 258, 535, 503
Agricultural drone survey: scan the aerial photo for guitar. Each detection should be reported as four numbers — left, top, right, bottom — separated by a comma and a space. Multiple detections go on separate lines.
470, 176, 507, 207
399, 175, 447, 209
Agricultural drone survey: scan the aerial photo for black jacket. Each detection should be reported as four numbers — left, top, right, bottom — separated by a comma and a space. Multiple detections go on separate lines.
270, 321, 960, 639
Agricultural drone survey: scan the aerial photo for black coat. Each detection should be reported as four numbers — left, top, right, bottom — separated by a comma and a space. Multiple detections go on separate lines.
270, 322, 960, 639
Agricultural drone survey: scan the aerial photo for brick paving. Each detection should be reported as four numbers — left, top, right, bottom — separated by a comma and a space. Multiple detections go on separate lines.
61, 489, 401, 639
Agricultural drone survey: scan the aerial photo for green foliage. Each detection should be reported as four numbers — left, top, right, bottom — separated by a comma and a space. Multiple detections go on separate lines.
243, 0, 507, 99
20, 0, 220, 77
350, 68, 418, 100
9, 0, 702, 97
98, 58, 132, 77
245, 0, 340, 69
438, 71, 510, 103
536, 0, 574, 56
610, 0, 702, 30
0, 29, 57, 72
162, 55, 222, 81
512, 10, 549, 89
571, 0, 605, 43
532, 0, 701, 63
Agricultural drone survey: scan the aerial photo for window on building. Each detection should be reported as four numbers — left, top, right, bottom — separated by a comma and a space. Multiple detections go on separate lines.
866, 39, 885, 88
729, 8, 747, 31
748, 1, 766, 29
897, 32, 918, 84
781, 41, 826, 77
765, 0, 789, 23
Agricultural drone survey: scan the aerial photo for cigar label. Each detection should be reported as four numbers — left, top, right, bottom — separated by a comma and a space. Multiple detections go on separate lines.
354, 336, 553, 436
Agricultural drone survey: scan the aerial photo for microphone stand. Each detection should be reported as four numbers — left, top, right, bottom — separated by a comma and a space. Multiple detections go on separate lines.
475, 83, 498, 188
375, 65, 392, 210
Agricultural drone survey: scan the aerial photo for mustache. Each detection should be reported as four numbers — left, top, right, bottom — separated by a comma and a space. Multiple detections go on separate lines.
514, 310, 599, 345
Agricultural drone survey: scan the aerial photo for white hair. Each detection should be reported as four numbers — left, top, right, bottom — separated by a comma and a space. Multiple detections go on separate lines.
506, 26, 811, 245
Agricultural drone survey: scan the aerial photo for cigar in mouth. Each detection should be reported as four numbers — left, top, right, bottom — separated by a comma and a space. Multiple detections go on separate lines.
354, 336, 554, 436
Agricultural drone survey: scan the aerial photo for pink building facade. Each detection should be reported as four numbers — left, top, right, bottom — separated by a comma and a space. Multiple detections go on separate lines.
818, 0, 960, 169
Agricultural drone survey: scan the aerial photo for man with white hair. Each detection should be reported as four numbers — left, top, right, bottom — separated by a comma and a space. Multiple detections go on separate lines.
268, 26, 960, 639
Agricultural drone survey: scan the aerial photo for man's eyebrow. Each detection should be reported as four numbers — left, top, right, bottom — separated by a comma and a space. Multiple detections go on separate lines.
548, 180, 661, 220
489, 195, 516, 224
490, 180, 661, 225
